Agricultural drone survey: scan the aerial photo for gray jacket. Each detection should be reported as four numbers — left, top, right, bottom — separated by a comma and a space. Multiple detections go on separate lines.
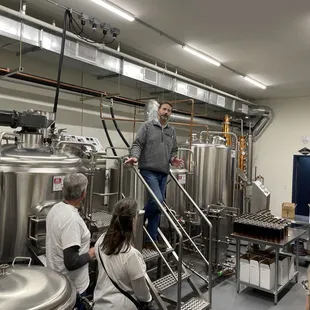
130, 120, 178, 175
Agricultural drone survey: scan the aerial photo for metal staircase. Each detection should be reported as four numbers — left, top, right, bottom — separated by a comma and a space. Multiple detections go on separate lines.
87, 152, 213, 309
132, 166, 212, 310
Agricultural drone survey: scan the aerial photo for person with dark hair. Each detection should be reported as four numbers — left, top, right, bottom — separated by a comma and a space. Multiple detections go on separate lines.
125, 101, 184, 251
93, 198, 155, 310
46, 173, 96, 310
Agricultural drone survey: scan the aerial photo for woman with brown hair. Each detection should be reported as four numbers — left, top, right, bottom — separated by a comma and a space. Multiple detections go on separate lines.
93, 198, 155, 309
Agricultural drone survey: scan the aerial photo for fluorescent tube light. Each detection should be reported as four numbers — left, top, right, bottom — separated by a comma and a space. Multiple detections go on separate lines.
91, 0, 135, 22
182, 45, 221, 67
244, 76, 266, 89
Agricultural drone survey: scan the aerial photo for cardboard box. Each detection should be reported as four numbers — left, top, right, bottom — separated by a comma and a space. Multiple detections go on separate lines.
278, 255, 289, 286
288, 256, 295, 280
240, 254, 253, 283
282, 203, 296, 219
260, 258, 275, 290
250, 256, 263, 286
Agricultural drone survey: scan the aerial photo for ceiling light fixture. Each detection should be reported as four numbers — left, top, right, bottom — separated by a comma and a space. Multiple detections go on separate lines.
182, 45, 221, 67
243, 76, 266, 89
91, 0, 135, 22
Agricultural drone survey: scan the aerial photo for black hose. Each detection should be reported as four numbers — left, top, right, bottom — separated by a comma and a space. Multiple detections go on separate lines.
110, 106, 130, 148
52, 9, 71, 128
101, 119, 117, 156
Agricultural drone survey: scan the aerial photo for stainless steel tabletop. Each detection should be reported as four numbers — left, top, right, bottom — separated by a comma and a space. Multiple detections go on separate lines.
231, 227, 306, 247
290, 215, 310, 226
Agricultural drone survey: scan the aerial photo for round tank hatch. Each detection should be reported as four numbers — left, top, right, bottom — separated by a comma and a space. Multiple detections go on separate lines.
0, 265, 76, 310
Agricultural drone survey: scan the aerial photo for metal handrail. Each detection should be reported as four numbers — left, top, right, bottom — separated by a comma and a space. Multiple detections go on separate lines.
0, 131, 21, 154
143, 227, 177, 282
105, 146, 130, 154
163, 201, 209, 267
169, 171, 213, 307
132, 166, 183, 310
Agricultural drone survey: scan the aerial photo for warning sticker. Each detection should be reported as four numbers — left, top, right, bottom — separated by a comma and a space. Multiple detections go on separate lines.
178, 174, 186, 185
53, 176, 65, 192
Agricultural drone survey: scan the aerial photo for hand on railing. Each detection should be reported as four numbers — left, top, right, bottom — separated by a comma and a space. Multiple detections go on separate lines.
124, 157, 138, 165
171, 156, 184, 169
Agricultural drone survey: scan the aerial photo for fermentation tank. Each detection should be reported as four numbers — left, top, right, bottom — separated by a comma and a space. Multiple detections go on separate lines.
0, 110, 93, 263
0, 141, 84, 263
192, 136, 233, 209
108, 161, 146, 210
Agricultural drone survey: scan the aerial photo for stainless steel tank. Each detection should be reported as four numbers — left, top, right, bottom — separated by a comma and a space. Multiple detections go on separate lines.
190, 137, 233, 209
108, 161, 146, 211
0, 259, 76, 309
0, 142, 84, 263
166, 167, 189, 219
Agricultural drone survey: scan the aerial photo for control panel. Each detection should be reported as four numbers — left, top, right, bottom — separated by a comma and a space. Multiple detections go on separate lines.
253, 180, 270, 197
251, 180, 271, 213
62, 134, 105, 153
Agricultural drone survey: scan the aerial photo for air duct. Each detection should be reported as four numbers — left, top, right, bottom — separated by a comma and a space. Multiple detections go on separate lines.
0, 5, 273, 140
0, 6, 250, 114
250, 106, 274, 141
144, 100, 222, 130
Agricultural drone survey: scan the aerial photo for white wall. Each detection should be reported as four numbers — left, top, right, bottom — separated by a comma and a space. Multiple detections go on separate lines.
253, 96, 310, 216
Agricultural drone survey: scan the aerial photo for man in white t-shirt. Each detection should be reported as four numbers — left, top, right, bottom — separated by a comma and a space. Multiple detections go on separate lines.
46, 173, 95, 310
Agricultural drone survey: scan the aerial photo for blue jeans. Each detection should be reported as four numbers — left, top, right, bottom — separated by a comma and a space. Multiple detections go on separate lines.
75, 290, 87, 310
140, 169, 167, 242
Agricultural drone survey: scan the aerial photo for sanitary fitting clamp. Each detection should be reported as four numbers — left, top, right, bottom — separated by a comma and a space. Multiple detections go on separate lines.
0, 264, 9, 276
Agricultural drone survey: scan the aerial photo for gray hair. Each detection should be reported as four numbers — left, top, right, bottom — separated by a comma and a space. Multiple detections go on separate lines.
63, 173, 88, 201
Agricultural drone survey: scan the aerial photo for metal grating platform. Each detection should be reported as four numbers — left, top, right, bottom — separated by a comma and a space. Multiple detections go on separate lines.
142, 247, 173, 262
153, 272, 189, 291
181, 297, 209, 310
91, 211, 112, 228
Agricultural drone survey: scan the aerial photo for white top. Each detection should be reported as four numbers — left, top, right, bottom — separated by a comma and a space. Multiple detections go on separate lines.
93, 235, 152, 310
46, 201, 90, 293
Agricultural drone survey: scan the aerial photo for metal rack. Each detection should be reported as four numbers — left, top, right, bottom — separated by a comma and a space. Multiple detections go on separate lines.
232, 227, 306, 304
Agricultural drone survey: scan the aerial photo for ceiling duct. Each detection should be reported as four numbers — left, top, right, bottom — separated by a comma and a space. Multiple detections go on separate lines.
144, 99, 222, 130
0, 5, 273, 139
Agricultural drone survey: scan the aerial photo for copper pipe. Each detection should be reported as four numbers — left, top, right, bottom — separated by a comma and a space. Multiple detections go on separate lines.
223, 114, 232, 146
166, 99, 195, 105
100, 116, 207, 128
239, 136, 246, 172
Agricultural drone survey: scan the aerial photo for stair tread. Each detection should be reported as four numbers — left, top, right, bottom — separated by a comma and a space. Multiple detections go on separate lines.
181, 297, 209, 310
142, 247, 173, 262
153, 272, 189, 291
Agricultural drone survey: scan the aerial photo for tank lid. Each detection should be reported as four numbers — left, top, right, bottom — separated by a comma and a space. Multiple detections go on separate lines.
0, 265, 76, 310
0, 146, 82, 167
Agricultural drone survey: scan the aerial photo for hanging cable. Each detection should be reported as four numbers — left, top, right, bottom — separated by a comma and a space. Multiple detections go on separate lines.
109, 99, 130, 148
52, 9, 71, 128
101, 119, 117, 156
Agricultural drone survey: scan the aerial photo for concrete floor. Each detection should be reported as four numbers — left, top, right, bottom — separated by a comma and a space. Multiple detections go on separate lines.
152, 253, 308, 310
210, 266, 308, 310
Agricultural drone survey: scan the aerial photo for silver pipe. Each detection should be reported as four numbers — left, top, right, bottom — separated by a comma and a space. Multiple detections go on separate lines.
247, 134, 253, 183
55, 141, 96, 152
251, 106, 274, 141
182, 262, 209, 284
0, 5, 256, 107
169, 171, 213, 307
119, 159, 124, 201
93, 192, 118, 197
133, 166, 183, 310
0, 132, 21, 154
164, 202, 209, 266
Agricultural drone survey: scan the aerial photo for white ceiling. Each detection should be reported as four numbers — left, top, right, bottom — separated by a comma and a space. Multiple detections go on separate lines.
3, 0, 310, 100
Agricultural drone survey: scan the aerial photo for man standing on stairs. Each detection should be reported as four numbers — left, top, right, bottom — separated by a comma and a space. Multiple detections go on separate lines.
125, 101, 184, 251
